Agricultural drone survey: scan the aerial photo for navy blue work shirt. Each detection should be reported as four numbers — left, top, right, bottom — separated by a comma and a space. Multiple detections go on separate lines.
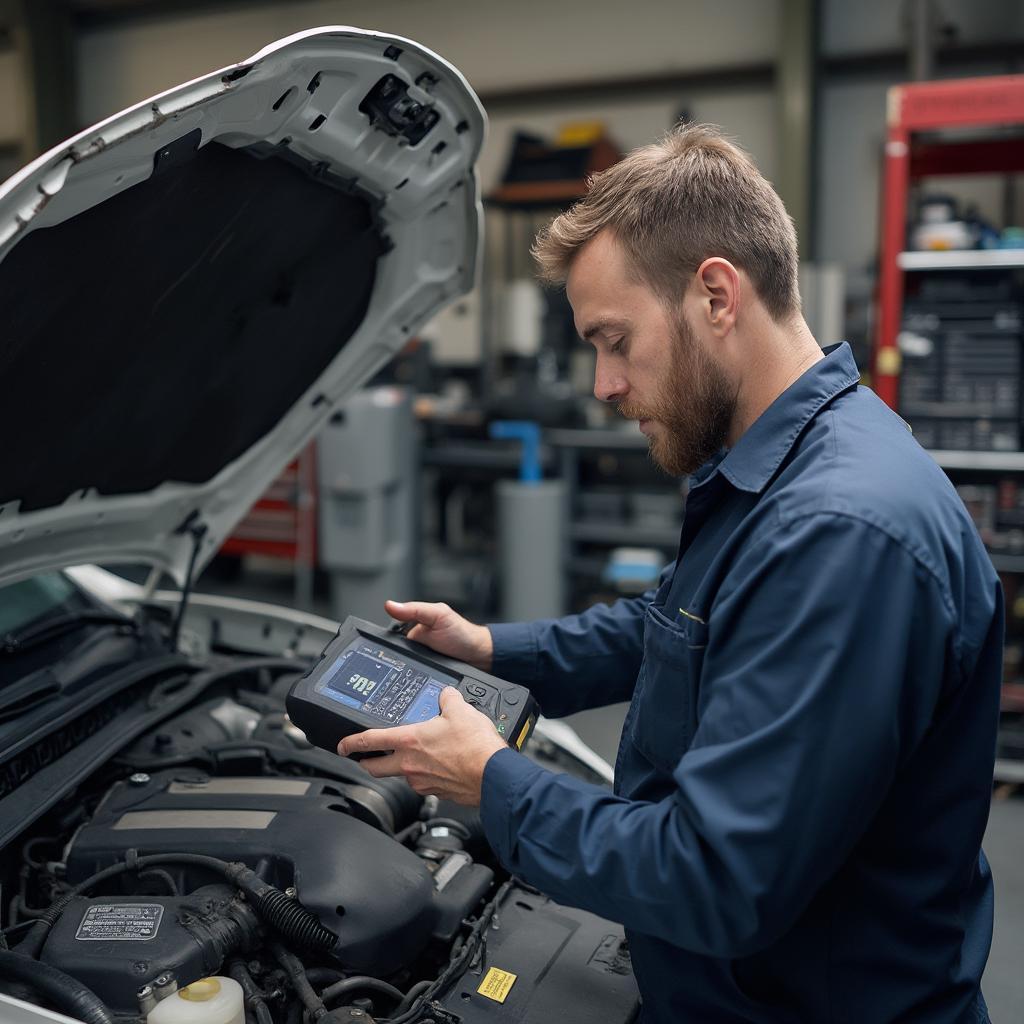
481, 343, 1002, 1023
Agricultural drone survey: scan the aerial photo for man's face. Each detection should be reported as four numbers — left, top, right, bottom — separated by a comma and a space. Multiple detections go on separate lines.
566, 230, 736, 476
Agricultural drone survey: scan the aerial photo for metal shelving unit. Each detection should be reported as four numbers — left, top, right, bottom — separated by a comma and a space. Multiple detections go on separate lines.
549, 429, 684, 589
872, 74, 1024, 766
897, 250, 1024, 271
928, 450, 1024, 473
874, 73, 1024, 406
989, 554, 1024, 575
570, 521, 680, 549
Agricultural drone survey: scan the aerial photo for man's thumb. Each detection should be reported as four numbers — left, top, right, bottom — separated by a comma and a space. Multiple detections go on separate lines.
439, 686, 465, 714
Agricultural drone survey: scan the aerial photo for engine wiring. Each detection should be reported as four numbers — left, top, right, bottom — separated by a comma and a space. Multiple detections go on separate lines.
0, 649, 626, 1023
14, 850, 337, 961
5, 834, 507, 1023
380, 880, 514, 1024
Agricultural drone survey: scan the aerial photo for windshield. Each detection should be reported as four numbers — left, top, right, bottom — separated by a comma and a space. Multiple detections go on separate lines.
0, 573, 94, 636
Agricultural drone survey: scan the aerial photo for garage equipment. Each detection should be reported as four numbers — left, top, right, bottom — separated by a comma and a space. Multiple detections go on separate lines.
317, 387, 419, 621
490, 421, 566, 621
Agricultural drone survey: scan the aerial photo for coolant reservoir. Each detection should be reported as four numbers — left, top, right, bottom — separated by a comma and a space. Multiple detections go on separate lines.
148, 977, 244, 1024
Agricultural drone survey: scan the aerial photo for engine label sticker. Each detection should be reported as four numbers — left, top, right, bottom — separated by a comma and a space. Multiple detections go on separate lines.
477, 967, 517, 1003
75, 903, 164, 941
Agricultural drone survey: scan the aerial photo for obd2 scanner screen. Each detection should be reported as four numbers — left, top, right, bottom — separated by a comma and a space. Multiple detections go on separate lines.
318, 637, 458, 726
287, 617, 539, 754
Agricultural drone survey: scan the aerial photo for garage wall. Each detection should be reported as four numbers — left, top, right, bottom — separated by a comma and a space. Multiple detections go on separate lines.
69, 0, 1022, 273
3, 0, 1021, 359
480, 87, 778, 199
74, 0, 779, 125
822, 0, 1024, 55
74, 0, 780, 198
0, 51, 25, 143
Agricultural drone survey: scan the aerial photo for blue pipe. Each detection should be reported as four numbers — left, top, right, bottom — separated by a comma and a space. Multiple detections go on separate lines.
489, 420, 542, 484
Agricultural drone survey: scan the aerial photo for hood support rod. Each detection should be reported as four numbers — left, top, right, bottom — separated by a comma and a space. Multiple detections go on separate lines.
169, 515, 208, 652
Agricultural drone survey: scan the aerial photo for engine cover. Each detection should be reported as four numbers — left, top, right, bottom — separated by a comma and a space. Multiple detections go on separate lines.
64, 771, 437, 975
40, 886, 258, 1014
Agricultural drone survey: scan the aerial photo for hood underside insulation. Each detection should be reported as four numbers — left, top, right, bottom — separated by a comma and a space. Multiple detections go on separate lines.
0, 137, 386, 512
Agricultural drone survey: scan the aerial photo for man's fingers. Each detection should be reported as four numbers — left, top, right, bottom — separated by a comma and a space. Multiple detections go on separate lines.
439, 686, 465, 715
441, 686, 491, 723
384, 599, 447, 630
338, 725, 418, 757
354, 753, 404, 778
384, 599, 416, 620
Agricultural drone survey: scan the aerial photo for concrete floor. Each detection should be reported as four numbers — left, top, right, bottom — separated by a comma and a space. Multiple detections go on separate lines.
196, 566, 1022, 1021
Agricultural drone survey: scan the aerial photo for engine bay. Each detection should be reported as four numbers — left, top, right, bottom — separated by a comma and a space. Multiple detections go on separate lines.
1, 655, 638, 1024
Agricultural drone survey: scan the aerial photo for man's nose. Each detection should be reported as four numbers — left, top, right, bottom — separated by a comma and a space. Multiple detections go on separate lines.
594, 356, 626, 403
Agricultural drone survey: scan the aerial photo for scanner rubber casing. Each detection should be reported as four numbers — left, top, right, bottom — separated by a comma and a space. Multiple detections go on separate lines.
286, 615, 539, 754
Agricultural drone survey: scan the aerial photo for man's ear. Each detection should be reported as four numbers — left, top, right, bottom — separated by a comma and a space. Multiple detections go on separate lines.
694, 257, 740, 337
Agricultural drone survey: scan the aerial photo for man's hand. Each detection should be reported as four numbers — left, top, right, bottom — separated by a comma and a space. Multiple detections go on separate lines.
337, 687, 506, 806
385, 599, 493, 672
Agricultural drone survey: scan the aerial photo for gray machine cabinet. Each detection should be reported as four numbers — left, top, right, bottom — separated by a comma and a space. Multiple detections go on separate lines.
317, 387, 419, 622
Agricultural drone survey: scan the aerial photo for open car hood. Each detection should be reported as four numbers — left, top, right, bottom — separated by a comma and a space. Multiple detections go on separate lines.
0, 26, 484, 588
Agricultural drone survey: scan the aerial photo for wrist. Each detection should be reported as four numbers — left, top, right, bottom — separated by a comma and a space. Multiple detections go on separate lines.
476, 624, 494, 672
471, 736, 507, 806
476, 737, 506, 778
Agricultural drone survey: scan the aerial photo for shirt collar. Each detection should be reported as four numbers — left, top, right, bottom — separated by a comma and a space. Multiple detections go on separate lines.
708, 342, 860, 494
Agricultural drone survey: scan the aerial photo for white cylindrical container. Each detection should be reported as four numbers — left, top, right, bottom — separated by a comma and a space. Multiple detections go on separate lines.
496, 478, 567, 621
501, 279, 544, 357
148, 976, 244, 1024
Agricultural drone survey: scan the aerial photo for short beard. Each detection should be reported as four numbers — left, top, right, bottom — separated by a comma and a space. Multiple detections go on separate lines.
618, 312, 736, 477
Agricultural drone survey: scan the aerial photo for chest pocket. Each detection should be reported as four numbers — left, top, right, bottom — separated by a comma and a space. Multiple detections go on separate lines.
630, 603, 707, 774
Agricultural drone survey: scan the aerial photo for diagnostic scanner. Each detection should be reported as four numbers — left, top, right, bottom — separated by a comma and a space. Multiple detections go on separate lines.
286, 616, 539, 755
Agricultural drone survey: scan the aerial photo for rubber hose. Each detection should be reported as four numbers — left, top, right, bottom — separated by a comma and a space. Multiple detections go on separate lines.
305, 967, 346, 989
271, 942, 326, 1020
322, 976, 405, 1009
137, 867, 179, 895
228, 959, 274, 1024
393, 821, 424, 846
18, 852, 336, 960
391, 979, 432, 1018
252, 886, 337, 955
0, 950, 113, 1024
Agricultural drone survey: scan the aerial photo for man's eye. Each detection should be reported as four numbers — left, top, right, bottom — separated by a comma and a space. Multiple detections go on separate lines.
609, 338, 625, 354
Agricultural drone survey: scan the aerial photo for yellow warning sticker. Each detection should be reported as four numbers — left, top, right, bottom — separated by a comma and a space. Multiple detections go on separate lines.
477, 967, 517, 1003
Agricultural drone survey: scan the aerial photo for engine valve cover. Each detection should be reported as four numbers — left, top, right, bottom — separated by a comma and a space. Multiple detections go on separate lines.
64, 771, 438, 975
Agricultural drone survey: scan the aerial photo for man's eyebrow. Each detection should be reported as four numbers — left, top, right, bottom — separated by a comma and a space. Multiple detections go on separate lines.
581, 317, 631, 341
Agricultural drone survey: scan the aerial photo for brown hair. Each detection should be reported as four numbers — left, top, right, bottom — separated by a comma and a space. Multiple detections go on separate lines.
532, 123, 800, 321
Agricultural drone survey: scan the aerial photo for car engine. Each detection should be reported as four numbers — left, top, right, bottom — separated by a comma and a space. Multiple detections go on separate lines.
1, 656, 639, 1024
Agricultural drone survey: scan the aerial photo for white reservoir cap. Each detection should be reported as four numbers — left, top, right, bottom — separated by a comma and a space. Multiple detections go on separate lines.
147, 976, 244, 1024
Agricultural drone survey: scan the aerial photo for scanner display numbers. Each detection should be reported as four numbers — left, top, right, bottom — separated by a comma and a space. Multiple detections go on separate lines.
316, 638, 459, 725
348, 674, 376, 695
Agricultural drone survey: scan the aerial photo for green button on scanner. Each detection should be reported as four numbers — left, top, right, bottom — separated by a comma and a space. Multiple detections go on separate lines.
497, 723, 506, 735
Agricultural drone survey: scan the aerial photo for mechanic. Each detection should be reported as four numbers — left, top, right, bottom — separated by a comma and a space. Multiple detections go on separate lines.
339, 123, 1001, 1023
